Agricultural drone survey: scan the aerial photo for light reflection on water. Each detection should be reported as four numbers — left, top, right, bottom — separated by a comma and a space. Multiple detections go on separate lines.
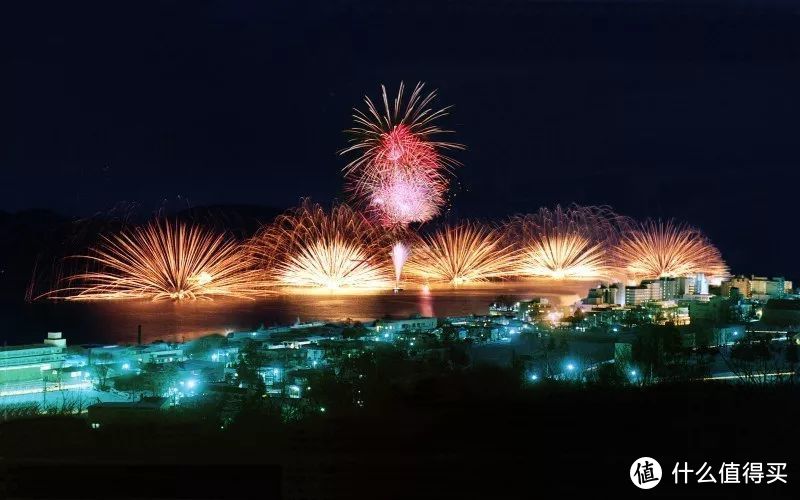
4, 282, 594, 345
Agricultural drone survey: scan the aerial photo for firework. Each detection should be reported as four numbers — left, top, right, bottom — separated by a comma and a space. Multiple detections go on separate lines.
46, 220, 263, 301
250, 201, 393, 291
341, 82, 462, 226
371, 169, 443, 226
616, 220, 729, 280
506, 205, 627, 280
390, 241, 410, 288
405, 223, 518, 285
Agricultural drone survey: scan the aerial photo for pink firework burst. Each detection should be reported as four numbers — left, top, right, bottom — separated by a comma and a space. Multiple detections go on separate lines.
370, 169, 443, 226
341, 82, 462, 227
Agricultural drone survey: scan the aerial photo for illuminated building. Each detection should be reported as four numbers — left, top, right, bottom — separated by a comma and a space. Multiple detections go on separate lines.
686, 295, 730, 324
516, 298, 551, 321
720, 275, 752, 298
694, 273, 709, 295
750, 276, 792, 299
374, 315, 437, 335
133, 344, 186, 365
676, 276, 696, 296
584, 284, 625, 306
0, 332, 71, 397
644, 301, 690, 326
624, 285, 652, 306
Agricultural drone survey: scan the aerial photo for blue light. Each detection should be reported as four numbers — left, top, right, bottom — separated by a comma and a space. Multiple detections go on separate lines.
186, 379, 197, 389
530, 374, 539, 381
121, 363, 130, 370
629, 370, 637, 377
566, 363, 576, 371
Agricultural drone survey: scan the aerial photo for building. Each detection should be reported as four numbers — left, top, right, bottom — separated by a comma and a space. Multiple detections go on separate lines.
676, 276, 695, 296
0, 332, 69, 397
694, 274, 709, 295
133, 343, 186, 365
766, 277, 787, 297
645, 301, 690, 326
374, 315, 437, 335
625, 285, 652, 306
721, 275, 752, 298
624, 278, 684, 305
660, 278, 679, 299
584, 284, 625, 306
685, 295, 730, 324
517, 298, 551, 321
488, 299, 517, 316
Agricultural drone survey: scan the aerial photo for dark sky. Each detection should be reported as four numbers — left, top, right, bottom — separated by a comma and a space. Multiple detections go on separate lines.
6, 1, 800, 278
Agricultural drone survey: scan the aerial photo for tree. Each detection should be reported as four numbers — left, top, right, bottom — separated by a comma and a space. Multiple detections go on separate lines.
631, 324, 687, 382
568, 309, 585, 326
342, 321, 368, 340
91, 352, 113, 390
184, 333, 227, 359
440, 324, 458, 344
146, 363, 179, 397
235, 341, 266, 394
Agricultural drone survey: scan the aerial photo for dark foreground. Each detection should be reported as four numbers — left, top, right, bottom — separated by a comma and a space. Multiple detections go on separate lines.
1, 372, 798, 499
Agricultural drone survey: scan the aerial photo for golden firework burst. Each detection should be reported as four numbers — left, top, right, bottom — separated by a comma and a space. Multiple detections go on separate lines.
46, 220, 264, 301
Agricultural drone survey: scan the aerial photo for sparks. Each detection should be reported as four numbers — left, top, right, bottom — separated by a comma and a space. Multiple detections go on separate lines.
616, 220, 729, 281
405, 223, 518, 285
390, 241, 411, 288
341, 82, 462, 226
250, 200, 393, 291
506, 205, 627, 280
45, 220, 263, 301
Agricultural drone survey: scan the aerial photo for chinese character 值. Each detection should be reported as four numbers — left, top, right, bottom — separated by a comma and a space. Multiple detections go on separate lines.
634, 460, 659, 485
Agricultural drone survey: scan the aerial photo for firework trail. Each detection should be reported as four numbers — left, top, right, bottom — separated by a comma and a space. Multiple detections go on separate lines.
506, 205, 628, 280
405, 222, 518, 285
250, 200, 393, 291
44, 220, 264, 301
390, 241, 411, 288
616, 220, 729, 280
341, 82, 462, 226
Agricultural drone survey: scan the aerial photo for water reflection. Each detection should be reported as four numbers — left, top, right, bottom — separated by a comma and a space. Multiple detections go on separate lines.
3, 282, 593, 345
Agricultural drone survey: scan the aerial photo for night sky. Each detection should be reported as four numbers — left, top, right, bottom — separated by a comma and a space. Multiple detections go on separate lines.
6, 1, 800, 278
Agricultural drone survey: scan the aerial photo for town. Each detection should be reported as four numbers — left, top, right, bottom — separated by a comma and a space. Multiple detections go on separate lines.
2, 273, 797, 429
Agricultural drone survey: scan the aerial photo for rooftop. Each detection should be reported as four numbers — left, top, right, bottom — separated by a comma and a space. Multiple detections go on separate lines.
0, 343, 58, 353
